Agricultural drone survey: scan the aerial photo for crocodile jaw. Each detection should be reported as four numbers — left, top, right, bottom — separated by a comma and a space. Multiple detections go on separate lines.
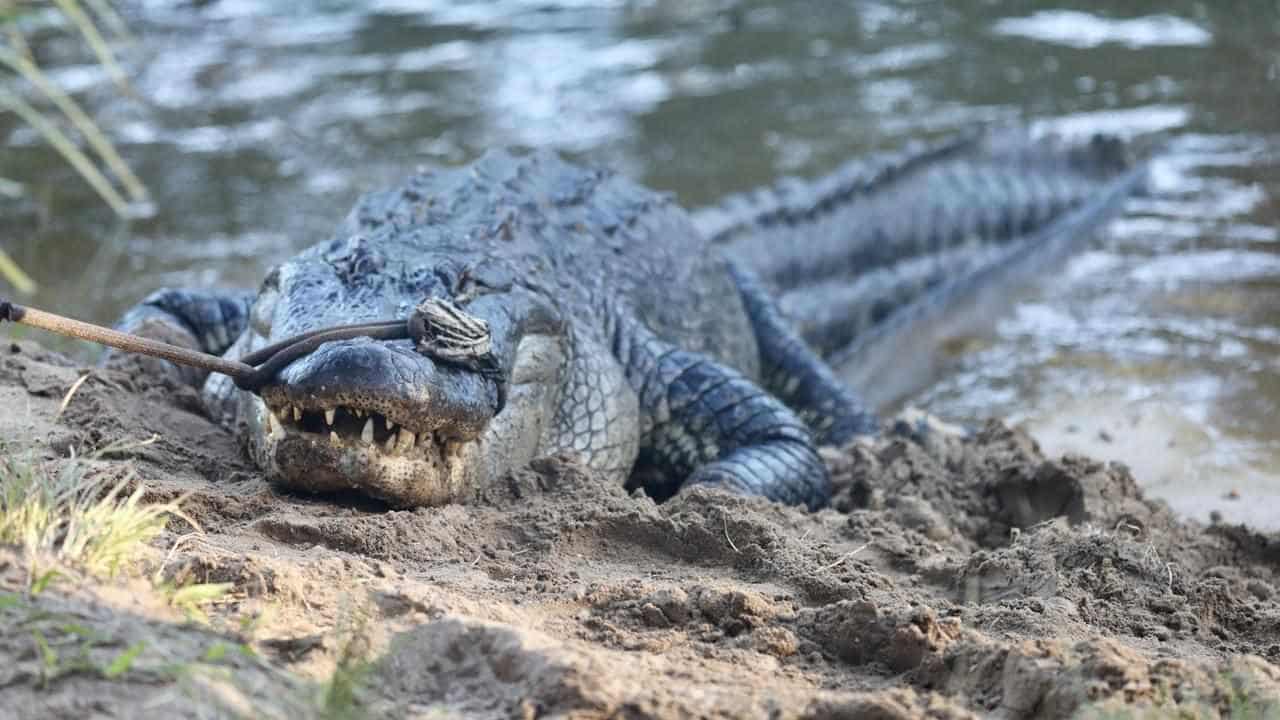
240, 332, 567, 507
245, 396, 480, 506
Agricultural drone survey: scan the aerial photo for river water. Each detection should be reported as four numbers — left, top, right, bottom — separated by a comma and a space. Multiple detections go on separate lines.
2, 1, 1278, 526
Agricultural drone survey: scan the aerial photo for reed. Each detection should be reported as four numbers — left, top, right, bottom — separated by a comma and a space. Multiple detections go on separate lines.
1, 0, 150, 294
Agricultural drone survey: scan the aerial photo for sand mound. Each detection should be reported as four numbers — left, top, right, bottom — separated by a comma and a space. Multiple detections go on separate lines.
2, 339, 1278, 719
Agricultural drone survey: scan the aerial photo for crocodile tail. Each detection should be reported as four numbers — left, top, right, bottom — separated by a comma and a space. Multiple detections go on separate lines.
692, 131, 985, 247
695, 129, 1150, 408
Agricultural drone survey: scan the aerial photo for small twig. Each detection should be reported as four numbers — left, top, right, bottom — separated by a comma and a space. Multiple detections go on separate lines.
816, 541, 871, 573
0, 296, 256, 381
1114, 518, 1142, 534
54, 372, 91, 422
155, 531, 207, 584
94, 433, 160, 455
722, 514, 740, 553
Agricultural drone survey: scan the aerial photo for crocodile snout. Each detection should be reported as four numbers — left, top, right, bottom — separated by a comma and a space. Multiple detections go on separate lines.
263, 337, 500, 440
247, 337, 500, 505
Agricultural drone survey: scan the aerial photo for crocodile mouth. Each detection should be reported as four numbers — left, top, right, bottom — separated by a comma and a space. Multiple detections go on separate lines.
261, 397, 454, 458
249, 392, 475, 506
239, 325, 561, 507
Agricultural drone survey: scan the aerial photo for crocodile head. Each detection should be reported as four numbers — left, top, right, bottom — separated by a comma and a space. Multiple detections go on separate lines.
236, 232, 567, 506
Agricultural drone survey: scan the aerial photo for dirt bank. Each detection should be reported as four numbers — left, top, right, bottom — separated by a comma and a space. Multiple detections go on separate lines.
2, 338, 1279, 719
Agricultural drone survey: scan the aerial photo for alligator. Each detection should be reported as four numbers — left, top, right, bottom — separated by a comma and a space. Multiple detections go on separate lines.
109, 129, 1147, 510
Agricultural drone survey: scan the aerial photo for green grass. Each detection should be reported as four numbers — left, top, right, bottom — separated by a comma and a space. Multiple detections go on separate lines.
0, 442, 187, 583
314, 602, 375, 720
0, 586, 257, 690
160, 579, 235, 624
1075, 670, 1280, 720
12, 602, 149, 686
0, 443, 386, 717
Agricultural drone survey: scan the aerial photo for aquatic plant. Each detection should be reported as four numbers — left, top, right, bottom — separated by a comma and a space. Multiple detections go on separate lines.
0, 0, 149, 293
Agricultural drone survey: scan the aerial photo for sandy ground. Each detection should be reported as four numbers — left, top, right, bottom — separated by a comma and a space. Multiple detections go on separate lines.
2, 338, 1280, 719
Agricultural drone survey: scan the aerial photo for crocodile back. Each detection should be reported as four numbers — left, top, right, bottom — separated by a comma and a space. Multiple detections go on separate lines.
333, 149, 761, 377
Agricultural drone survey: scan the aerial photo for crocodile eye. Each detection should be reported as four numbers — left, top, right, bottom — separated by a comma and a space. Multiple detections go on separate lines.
250, 268, 282, 336
251, 286, 279, 336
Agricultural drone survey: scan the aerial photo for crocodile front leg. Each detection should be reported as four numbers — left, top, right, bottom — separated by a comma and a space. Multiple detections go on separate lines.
608, 310, 830, 510
728, 261, 877, 445
106, 287, 254, 387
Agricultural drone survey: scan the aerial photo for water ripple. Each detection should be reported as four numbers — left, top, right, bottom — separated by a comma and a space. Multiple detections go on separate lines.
993, 10, 1211, 49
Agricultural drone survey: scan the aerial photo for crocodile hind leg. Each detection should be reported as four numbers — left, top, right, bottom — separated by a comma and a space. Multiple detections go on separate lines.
105, 288, 254, 387
728, 262, 877, 446
608, 313, 830, 510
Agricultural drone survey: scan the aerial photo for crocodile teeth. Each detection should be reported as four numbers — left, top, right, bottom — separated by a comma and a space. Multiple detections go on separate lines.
330, 431, 341, 447
385, 416, 396, 433
360, 418, 374, 444
396, 428, 415, 453
268, 411, 285, 440
324, 408, 335, 426
292, 406, 302, 422
384, 434, 397, 453
355, 408, 365, 418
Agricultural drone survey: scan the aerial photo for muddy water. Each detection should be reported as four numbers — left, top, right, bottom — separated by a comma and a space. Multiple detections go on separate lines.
1, 1, 1277, 526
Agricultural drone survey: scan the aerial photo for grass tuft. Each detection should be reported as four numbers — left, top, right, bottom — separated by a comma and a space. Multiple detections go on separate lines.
316, 602, 375, 720
0, 443, 188, 582
163, 581, 234, 624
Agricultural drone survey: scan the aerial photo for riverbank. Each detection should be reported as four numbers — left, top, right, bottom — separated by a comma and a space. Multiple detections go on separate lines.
2, 338, 1278, 719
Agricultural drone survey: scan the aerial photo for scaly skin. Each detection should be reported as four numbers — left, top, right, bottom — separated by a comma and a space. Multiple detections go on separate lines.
109, 129, 1146, 510
695, 132, 1144, 356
